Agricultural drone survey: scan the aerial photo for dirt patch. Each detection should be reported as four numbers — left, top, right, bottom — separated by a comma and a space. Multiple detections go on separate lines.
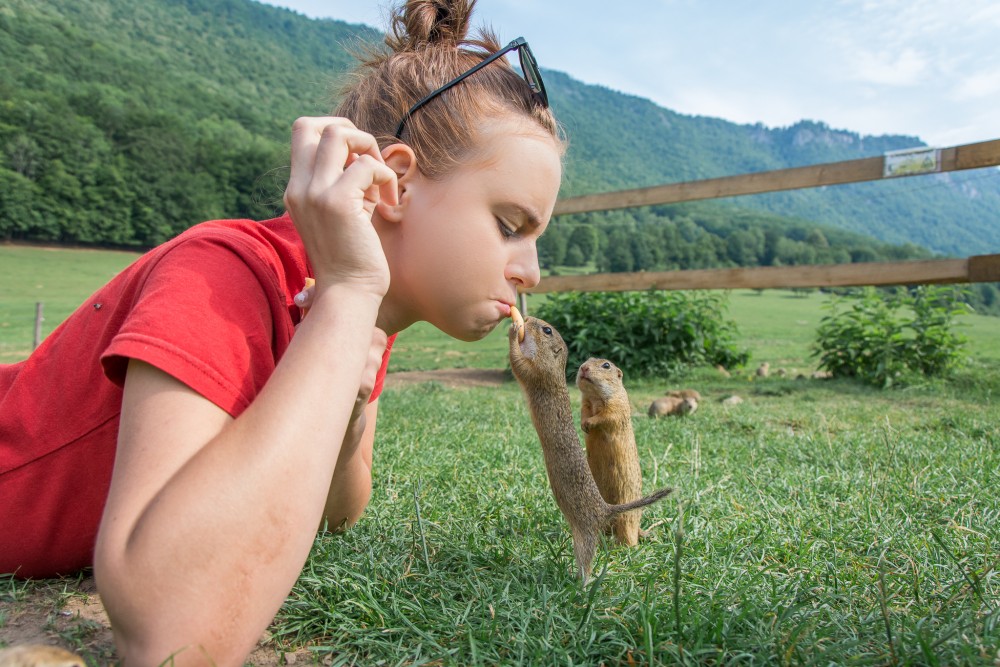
384, 367, 509, 389
0, 577, 325, 665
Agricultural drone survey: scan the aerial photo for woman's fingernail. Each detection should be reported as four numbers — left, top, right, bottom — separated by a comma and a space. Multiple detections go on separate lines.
294, 291, 307, 305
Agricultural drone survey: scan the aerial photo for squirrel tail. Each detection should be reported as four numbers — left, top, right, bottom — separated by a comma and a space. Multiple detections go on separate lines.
607, 487, 673, 517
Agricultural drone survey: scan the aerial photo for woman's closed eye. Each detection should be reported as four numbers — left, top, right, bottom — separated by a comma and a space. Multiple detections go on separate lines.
496, 216, 518, 239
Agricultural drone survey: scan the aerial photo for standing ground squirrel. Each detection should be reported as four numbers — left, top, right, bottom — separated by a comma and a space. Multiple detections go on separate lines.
508, 315, 672, 583
576, 358, 644, 546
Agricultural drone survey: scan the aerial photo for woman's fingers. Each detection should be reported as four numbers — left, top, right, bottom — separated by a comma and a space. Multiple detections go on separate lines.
283, 117, 395, 295
287, 118, 387, 195
285, 119, 398, 219
332, 155, 398, 209
287, 117, 348, 195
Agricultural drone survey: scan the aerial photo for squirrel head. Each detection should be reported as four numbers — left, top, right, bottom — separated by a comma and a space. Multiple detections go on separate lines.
576, 358, 624, 400
509, 316, 568, 388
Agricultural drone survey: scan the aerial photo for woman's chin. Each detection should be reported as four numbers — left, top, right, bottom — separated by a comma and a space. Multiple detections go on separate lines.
448, 318, 500, 343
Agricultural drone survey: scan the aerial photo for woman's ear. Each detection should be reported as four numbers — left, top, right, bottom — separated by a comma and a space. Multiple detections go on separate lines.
376, 143, 417, 223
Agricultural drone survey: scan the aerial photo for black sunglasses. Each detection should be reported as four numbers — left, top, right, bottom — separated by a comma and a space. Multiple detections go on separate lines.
393, 37, 548, 140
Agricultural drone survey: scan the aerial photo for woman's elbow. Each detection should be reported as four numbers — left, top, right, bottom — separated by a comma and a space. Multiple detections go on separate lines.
323, 468, 373, 533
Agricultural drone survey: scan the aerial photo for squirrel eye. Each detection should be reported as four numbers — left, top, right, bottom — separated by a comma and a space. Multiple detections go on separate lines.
542, 326, 553, 335
602, 362, 611, 369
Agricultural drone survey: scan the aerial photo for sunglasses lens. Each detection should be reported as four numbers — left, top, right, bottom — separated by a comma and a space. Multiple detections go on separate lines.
518, 50, 540, 92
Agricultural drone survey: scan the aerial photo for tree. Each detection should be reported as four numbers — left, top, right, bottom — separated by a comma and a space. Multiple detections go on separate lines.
601, 228, 635, 273
806, 228, 829, 248
564, 244, 585, 267
567, 224, 599, 264
537, 223, 569, 269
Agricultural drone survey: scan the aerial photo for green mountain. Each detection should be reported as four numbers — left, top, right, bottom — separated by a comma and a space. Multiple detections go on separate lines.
2, 0, 998, 259
550, 70, 1000, 256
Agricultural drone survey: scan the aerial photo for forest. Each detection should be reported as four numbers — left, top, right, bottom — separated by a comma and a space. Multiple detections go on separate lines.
1, 0, 998, 312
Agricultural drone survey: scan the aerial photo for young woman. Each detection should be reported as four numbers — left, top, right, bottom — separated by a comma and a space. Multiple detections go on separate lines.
0, 0, 563, 663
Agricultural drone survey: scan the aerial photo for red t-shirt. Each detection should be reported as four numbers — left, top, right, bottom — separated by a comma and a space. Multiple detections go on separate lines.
0, 215, 394, 578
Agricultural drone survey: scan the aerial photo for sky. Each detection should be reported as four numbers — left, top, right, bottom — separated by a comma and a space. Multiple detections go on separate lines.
260, 1, 1000, 148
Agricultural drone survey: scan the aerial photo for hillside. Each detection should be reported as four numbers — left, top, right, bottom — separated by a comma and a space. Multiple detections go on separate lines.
1, 0, 999, 257
550, 71, 1000, 255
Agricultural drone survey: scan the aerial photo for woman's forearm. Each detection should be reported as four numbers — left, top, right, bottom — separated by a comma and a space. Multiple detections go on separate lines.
323, 400, 379, 531
95, 287, 383, 666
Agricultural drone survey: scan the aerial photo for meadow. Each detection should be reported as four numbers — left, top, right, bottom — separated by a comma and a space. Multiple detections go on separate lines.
2, 244, 998, 665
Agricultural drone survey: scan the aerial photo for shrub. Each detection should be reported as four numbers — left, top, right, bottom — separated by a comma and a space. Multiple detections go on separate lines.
811, 285, 969, 388
533, 290, 749, 378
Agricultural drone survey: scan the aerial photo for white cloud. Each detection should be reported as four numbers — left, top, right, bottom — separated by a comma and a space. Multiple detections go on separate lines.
844, 47, 929, 86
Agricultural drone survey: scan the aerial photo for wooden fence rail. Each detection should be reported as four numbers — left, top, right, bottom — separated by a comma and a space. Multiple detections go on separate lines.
527, 254, 1000, 294
529, 138, 1000, 295
553, 138, 1000, 216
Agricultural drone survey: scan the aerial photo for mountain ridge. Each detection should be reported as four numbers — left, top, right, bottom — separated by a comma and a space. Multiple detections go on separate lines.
1, 0, 998, 257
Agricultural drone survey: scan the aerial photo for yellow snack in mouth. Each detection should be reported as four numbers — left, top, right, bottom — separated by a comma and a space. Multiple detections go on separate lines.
510, 304, 525, 342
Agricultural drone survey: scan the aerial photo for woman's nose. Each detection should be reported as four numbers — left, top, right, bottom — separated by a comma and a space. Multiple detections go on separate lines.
507, 242, 541, 290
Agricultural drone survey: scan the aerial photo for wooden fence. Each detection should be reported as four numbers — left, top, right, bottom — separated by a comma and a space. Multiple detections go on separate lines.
527, 138, 1000, 294
527, 254, 1000, 294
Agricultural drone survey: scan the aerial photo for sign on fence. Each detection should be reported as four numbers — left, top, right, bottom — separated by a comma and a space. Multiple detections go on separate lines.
883, 147, 941, 178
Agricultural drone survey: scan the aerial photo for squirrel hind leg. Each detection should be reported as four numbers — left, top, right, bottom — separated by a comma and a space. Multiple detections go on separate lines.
571, 526, 597, 584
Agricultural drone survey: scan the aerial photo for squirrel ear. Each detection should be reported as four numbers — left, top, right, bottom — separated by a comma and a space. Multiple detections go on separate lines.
617, 367, 623, 379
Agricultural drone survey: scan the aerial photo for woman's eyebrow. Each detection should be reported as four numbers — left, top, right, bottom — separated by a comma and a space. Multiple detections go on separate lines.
505, 203, 544, 229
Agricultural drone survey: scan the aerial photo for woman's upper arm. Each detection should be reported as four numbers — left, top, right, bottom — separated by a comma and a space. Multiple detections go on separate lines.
96, 359, 232, 555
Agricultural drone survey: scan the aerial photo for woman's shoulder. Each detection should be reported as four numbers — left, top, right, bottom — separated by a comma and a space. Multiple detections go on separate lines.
147, 214, 309, 294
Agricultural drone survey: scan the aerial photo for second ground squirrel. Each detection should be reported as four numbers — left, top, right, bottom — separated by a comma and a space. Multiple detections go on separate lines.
576, 357, 645, 546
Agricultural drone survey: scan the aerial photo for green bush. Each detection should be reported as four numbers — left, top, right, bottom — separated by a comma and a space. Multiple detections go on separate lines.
811, 286, 969, 388
533, 290, 749, 378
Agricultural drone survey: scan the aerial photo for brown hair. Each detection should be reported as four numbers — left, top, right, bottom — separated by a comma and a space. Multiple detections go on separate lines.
334, 0, 563, 179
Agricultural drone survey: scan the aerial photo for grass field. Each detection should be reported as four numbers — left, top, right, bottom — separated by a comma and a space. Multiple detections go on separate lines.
2, 245, 999, 664
0, 245, 141, 363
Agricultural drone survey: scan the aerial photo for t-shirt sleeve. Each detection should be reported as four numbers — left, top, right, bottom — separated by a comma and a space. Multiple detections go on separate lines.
101, 236, 283, 417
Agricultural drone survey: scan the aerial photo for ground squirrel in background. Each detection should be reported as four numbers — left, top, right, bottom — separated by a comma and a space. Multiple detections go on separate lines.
576, 358, 645, 546
0, 644, 85, 667
666, 388, 701, 401
508, 315, 672, 583
648, 395, 698, 417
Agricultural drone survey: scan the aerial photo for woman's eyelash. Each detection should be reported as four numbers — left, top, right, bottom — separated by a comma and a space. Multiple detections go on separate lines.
497, 217, 517, 239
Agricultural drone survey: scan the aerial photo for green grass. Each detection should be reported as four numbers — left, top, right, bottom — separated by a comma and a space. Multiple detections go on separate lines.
0, 244, 140, 362
3, 245, 996, 372
3, 246, 999, 664
275, 379, 999, 665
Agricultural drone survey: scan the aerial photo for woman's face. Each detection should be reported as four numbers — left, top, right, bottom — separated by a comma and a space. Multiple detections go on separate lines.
387, 122, 562, 341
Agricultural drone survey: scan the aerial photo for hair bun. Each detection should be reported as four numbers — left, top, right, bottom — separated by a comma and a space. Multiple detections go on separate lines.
387, 0, 476, 51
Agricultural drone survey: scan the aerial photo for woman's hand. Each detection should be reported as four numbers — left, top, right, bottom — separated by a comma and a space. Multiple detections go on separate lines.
284, 117, 398, 298
353, 326, 389, 420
